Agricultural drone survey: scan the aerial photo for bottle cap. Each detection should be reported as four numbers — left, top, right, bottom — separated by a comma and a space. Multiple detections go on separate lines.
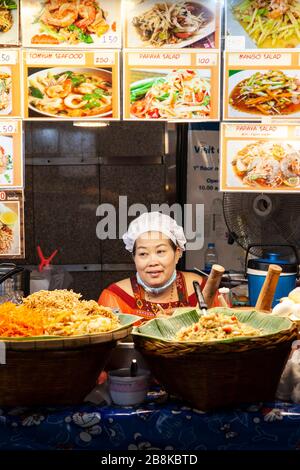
208, 243, 215, 248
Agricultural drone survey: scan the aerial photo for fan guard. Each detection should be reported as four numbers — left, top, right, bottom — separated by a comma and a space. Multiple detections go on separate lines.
223, 193, 300, 259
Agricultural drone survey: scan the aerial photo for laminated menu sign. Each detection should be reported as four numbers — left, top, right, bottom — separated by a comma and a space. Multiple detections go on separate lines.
223, 51, 300, 121
225, 0, 300, 50
0, 0, 19, 45
0, 49, 21, 118
23, 49, 120, 120
0, 190, 24, 258
0, 120, 23, 189
220, 123, 300, 193
123, 49, 220, 121
124, 0, 221, 49
21, 0, 121, 48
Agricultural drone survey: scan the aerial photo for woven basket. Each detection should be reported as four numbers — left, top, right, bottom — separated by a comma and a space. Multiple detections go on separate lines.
0, 313, 137, 407
133, 308, 298, 410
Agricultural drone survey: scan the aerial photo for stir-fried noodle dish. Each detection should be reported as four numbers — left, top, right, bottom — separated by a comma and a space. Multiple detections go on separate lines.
28, 69, 112, 118
32, 0, 110, 45
175, 312, 261, 341
0, 70, 11, 112
229, 70, 300, 115
232, 0, 300, 48
0, 0, 17, 34
232, 140, 300, 188
130, 69, 210, 119
0, 290, 121, 337
132, 1, 209, 46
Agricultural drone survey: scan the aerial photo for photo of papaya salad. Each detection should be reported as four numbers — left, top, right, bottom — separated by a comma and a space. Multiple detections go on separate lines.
130, 69, 211, 120
231, 140, 300, 189
23, 0, 119, 46
229, 0, 300, 48
28, 67, 112, 118
229, 70, 300, 117
127, 0, 215, 48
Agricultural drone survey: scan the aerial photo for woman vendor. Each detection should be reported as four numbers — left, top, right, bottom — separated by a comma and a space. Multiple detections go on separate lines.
98, 212, 205, 320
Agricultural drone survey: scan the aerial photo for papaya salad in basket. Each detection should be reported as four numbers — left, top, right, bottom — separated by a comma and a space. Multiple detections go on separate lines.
175, 311, 261, 342
0, 290, 121, 337
130, 69, 210, 119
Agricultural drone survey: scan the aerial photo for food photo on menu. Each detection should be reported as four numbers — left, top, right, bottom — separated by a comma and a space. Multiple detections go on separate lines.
227, 69, 300, 119
0, 134, 13, 185
0, 66, 12, 115
22, 0, 121, 47
0, 200, 19, 256
228, 139, 300, 190
27, 66, 113, 119
125, 0, 219, 48
0, 0, 18, 45
129, 68, 211, 120
226, 0, 300, 49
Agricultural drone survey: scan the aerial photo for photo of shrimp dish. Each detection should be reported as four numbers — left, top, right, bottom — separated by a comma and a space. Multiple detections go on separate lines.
232, 0, 300, 48
130, 69, 210, 120
28, 68, 112, 118
31, 0, 111, 45
232, 140, 300, 188
0, 69, 11, 113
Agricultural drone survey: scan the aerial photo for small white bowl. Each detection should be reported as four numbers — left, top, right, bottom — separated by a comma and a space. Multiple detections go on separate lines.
108, 368, 150, 406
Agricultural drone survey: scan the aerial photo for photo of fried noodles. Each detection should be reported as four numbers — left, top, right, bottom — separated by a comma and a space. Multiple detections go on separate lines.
0, 289, 121, 337
232, 0, 300, 48
0, 0, 17, 34
229, 70, 300, 116
132, 1, 211, 47
130, 69, 210, 120
232, 140, 300, 188
31, 0, 110, 45
175, 312, 261, 342
28, 67, 112, 118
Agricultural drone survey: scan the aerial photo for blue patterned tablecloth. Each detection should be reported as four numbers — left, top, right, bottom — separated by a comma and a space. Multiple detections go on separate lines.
0, 391, 300, 451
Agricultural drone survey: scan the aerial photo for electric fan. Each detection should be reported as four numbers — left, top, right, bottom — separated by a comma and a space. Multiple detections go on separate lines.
222, 193, 300, 261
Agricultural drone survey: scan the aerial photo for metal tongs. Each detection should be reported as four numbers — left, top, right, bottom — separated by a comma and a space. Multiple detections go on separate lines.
193, 281, 208, 316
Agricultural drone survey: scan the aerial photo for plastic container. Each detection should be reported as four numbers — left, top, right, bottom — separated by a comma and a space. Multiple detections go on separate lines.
108, 368, 150, 406
247, 252, 297, 308
204, 243, 218, 274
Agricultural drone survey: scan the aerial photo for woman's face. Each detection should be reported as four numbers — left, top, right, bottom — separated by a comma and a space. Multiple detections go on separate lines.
134, 231, 181, 287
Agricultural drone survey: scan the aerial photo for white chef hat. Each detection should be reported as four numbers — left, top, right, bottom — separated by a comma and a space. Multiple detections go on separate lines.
122, 211, 186, 253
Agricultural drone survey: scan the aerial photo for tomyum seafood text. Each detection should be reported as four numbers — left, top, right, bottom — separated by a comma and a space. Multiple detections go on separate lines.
232, 140, 300, 188
28, 68, 112, 118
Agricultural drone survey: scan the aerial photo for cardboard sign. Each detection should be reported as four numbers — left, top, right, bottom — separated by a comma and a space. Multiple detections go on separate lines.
0, 49, 21, 117
124, 49, 220, 121
23, 49, 120, 120
224, 51, 300, 121
21, 0, 121, 48
0, 120, 23, 189
124, 0, 221, 50
0, 189, 24, 258
221, 123, 300, 193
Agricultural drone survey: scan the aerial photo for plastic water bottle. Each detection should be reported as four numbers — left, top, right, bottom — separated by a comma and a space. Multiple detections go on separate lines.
204, 243, 218, 274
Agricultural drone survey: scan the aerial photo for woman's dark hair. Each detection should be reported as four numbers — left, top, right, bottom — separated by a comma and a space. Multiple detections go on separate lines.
132, 239, 177, 256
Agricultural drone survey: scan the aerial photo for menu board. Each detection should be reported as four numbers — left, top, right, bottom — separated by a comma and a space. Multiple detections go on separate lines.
23, 49, 120, 120
223, 51, 300, 121
124, 49, 220, 121
21, 0, 121, 48
0, 120, 23, 189
0, 0, 19, 46
220, 123, 300, 193
0, 49, 21, 118
124, 0, 221, 49
0, 190, 24, 258
225, 0, 300, 50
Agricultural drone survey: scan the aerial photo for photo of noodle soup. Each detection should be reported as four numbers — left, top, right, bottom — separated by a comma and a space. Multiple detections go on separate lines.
28, 67, 112, 118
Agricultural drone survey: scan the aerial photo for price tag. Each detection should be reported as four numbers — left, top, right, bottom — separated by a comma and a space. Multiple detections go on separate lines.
0, 122, 17, 133
0, 50, 17, 65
